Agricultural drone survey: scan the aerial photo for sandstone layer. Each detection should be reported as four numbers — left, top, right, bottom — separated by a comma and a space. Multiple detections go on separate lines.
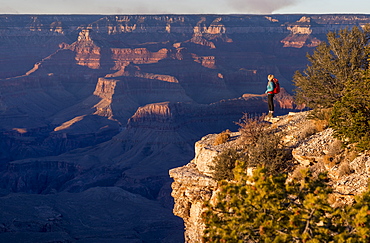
0, 14, 369, 242
170, 111, 370, 242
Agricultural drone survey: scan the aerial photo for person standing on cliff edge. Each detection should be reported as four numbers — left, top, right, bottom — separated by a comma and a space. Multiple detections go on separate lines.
265, 74, 275, 117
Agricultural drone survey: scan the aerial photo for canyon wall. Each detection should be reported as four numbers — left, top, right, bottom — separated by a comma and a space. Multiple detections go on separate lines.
170, 112, 370, 242
0, 14, 369, 242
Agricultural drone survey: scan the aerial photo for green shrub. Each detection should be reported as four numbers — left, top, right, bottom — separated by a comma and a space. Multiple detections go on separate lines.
209, 149, 243, 181
243, 131, 292, 174
203, 167, 337, 242
330, 69, 370, 151
203, 166, 370, 242
293, 25, 370, 151
293, 26, 370, 109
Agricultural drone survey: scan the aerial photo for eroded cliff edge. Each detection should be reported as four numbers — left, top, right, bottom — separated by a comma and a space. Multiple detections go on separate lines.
1, 14, 370, 242
170, 111, 370, 242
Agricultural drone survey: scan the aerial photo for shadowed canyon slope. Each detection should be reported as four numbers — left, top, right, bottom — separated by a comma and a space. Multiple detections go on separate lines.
0, 14, 370, 242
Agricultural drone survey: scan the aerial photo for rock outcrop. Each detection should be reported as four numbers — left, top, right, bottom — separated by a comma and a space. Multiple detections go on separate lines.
169, 134, 226, 242
1, 14, 370, 242
170, 111, 370, 242
281, 16, 321, 48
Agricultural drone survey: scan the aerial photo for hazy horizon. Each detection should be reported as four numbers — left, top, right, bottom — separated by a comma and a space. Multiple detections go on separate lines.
0, 0, 369, 15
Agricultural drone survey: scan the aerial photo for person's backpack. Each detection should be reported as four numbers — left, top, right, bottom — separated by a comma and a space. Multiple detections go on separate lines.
272, 78, 280, 94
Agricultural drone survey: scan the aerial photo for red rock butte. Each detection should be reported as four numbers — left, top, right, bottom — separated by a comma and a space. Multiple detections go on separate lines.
0, 14, 369, 243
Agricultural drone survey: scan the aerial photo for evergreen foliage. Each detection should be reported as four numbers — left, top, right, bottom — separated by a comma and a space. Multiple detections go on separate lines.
293, 26, 370, 109
330, 67, 370, 151
344, 188, 370, 241
240, 131, 291, 174
293, 25, 370, 151
211, 114, 290, 182
210, 149, 243, 181
236, 113, 291, 174
203, 166, 370, 242
206, 35, 370, 239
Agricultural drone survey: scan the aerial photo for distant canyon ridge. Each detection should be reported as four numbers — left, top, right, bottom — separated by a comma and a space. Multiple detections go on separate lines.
0, 14, 369, 243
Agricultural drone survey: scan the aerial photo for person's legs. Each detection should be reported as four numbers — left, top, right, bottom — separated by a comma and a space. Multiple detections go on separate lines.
268, 94, 274, 117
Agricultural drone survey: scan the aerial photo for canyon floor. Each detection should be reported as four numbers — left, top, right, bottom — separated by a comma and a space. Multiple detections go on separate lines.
0, 14, 369, 242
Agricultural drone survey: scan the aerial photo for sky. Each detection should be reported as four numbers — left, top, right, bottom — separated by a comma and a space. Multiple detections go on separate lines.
0, 0, 369, 15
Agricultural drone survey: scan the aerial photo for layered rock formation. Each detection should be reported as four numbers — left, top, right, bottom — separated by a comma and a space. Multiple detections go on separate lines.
281, 16, 321, 48
170, 111, 370, 242
0, 14, 369, 242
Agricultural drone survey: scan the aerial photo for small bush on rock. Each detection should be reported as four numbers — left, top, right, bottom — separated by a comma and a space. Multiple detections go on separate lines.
209, 149, 243, 181
338, 161, 353, 176
210, 117, 292, 181
242, 131, 292, 174
323, 139, 345, 167
235, 113, 268, 146
297, 121, 318, 140
213, 129, 231, 146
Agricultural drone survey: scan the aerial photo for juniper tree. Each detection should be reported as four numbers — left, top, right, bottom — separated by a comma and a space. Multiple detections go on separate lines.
332, 181, 370, 242
203, 166, 370, 242
210, 149, 242, 181
330, 67, 370, 150
203, 167, 341, 242
293, 26, 370, 109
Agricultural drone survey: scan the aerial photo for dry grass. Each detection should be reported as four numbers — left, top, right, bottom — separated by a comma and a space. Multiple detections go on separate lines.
214, 129, 231, 146
345, 150, 358, 163
338, 161, 353, 177
306, 108, 331, 133
323, 139, 344, 168
327, 193, 337, 205
321, 140, 342, 166
323, 155, 337, 167
297, 116, 329, 141
328, 139, 343, 155
335, 149, 358, 176
313, 119, 329, 132
298, 122, 318, 140
308, 108, 332, 122
235, 113, 268, 146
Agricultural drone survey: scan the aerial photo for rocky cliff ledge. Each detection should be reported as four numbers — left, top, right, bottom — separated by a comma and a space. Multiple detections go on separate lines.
170, 111, 370, 242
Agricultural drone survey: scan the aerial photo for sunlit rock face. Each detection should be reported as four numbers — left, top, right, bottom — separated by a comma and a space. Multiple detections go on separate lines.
170, 112, 370, 242
0, 14, 369, 242
68, 29, 102, 69
281, 16, 322, 48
